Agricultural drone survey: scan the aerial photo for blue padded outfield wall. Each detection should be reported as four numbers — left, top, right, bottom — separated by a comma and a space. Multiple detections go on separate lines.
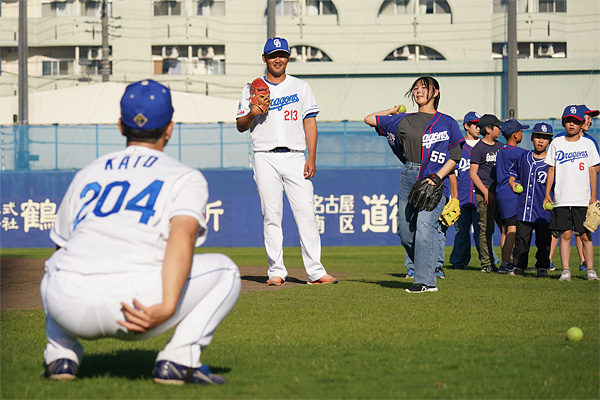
1, 121, 599, 248
1, 169, 598, 248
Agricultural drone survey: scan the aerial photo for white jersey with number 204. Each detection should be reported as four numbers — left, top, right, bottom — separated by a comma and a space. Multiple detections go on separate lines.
50, 145, 209, 274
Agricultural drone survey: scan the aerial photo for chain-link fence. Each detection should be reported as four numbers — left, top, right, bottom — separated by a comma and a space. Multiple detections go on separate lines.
1, 120, 598, 171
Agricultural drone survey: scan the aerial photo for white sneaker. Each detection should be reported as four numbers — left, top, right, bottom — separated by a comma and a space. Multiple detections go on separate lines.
559, 269, 571, 282
586, 269, 600, 281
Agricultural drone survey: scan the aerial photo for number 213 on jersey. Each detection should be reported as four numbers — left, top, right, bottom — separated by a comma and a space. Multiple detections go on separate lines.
284, 110, 298, 121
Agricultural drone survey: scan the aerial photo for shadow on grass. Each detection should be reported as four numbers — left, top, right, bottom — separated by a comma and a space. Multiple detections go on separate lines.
241, 274, 305, 284
346, 278, 413, 290
75, 350, 231, 380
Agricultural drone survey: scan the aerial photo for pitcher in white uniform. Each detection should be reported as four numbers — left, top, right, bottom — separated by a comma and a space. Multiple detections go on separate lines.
236, 37, 337, 286
40, 79, 241, 385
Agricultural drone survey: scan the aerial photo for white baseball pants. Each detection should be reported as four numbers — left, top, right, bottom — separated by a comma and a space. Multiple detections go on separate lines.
253, 152, 327, 282
40, 253, 241, 369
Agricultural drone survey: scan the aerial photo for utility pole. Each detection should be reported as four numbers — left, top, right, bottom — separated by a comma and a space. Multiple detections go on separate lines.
101, 0, 110, 82
267, 0, 276, 40
17, 0, 29, 170
507, 0, 518, 119
18, 0, 28, 125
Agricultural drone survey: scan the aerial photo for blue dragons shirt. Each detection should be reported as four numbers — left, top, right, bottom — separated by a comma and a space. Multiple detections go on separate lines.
509, 151, 553, 223
456, 142, 478, 208
496, 144, 527, 219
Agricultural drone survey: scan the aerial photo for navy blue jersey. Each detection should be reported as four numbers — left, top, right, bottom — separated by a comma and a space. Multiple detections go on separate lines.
376, 111, 464, 197
509, 151, 552, 223
496, 144, 527, 219
456, 142, 477, 208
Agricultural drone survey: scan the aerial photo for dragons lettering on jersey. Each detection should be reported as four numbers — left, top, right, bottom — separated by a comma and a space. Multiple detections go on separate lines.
556, 150, 588, 164
422, 130, 449, 149
105, 155, 159, 170
270, 94, 300, 111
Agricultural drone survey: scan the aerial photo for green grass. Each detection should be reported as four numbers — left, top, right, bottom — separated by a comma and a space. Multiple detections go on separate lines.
1, 246, 599, 399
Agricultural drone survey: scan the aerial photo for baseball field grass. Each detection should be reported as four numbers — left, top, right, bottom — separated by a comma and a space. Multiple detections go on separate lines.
1, 245, 599, 399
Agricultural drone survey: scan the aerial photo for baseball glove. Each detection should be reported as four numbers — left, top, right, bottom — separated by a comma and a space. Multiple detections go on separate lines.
583, 200, 600, 232
408, 173, 444, 212
439, 198, 460, 227
249, 77, 270, 114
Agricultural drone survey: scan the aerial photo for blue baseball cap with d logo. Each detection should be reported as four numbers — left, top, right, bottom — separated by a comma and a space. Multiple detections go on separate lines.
120, 80, 174, 130
263, 37, 290, 55
561, 105, 586, 121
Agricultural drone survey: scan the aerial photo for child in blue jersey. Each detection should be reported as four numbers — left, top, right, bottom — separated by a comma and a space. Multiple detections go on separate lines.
496, 119, 528, 274
508, 123, 554, 277
470, 114, 504, 273
364, 76, 464, 293
449, 112, 498, 269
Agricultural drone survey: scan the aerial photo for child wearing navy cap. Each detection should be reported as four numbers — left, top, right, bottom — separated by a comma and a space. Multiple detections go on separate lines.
470, 114, 504, 273
544, 105, 600, 281
496, 119, 528, 274
449, 111, 499, 269
508, 123, 554, 276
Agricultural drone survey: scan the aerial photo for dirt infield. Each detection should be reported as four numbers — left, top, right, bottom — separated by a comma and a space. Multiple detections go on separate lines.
0, 258, 309, 311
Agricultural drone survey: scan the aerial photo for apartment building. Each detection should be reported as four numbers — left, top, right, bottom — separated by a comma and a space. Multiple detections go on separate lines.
1, 0, 598, 121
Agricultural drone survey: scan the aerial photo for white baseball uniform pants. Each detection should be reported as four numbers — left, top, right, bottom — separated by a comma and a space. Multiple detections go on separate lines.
253, 152, 327, 282
40, 252, 241, 369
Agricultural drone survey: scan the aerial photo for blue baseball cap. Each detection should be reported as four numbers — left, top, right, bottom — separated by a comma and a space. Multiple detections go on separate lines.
120, 80, 174, 130
501, 119, 530, 136
464, 111, 481, 124
580, 105, 600, 118
263, 37, 290, 55
561, 105, 586, 121
531, 122, 553, 137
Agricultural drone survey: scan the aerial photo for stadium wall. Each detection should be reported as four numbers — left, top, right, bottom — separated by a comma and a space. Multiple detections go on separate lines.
2, 169, 598, 249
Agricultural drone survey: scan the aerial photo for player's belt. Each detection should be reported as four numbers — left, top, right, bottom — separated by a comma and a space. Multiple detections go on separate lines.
269, 147, 292, 152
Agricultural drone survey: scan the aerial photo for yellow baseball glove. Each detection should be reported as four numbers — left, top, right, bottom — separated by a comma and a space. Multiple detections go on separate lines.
583, 200, 600, 232
439, 198, 460, 227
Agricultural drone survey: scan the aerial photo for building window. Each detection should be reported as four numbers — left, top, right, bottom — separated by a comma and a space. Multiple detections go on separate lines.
306, 0, 337, 15
492, 42, 566, 59
379, 0, 411, 15
152, 45, 225, 75
79, 46, 111, 75
42, 0, 75, 17
539, 0, 566, 12
419, 0, 450, 14
196, 0, 225, 16
42, 60, 72, 75
273, 0, 338, 16
378, 0, 450, 15
289, 45, 332, 62
385, 45, 445, 61
80, 1, 112, 17
153, 1, 182, 16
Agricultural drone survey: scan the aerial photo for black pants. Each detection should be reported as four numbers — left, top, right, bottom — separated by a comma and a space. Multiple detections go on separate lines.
512, 220, 552, 270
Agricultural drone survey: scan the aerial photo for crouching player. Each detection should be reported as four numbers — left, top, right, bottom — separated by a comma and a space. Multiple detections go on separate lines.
508, 123, 554, 277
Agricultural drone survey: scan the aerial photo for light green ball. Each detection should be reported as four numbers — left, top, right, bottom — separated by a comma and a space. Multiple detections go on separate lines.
545, 201, 554, 211
567, 327, 583, 342
397, 105, 407, 113
514, 184, 523, 193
